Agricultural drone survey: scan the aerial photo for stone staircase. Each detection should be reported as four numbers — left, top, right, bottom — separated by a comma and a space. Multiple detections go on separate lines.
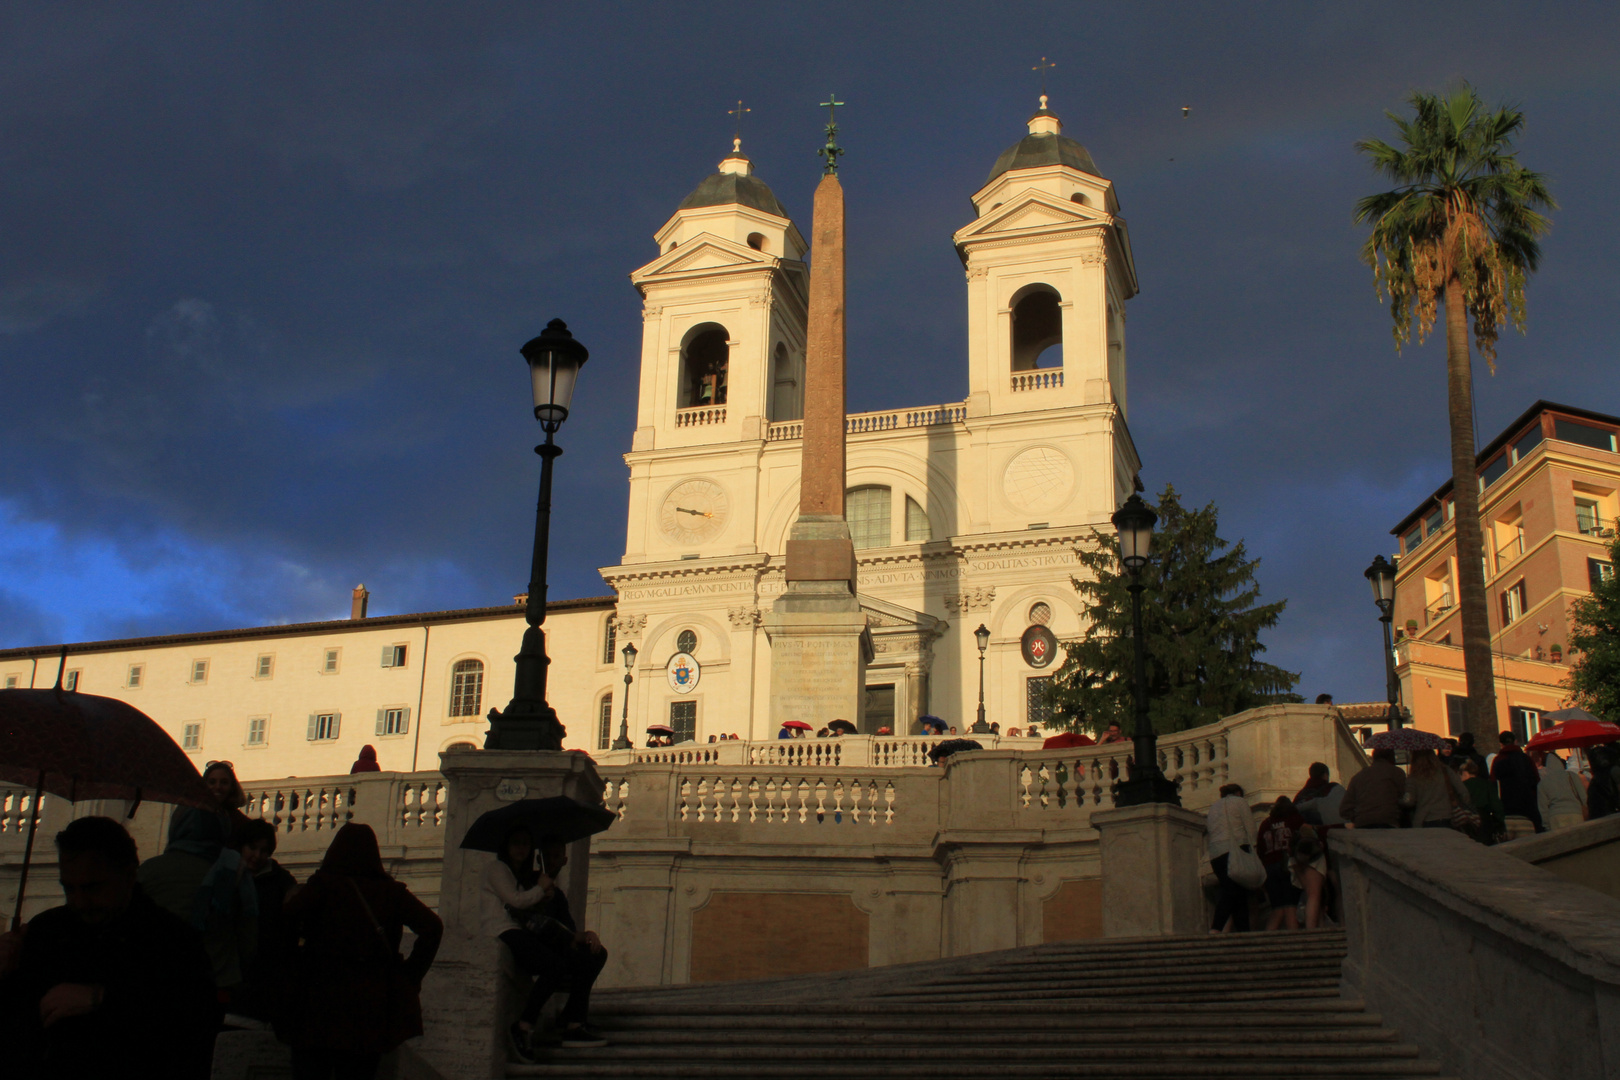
509, 929, 1455, 1079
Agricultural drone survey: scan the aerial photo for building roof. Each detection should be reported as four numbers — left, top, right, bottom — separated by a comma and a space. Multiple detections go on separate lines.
0, 595, 616, 661
1390, 400, 1620, 537
677, 170, 788, 218
986, 116, 1102, 184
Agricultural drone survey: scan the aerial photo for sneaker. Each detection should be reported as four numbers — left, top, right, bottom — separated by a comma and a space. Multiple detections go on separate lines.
508, 1021, 538, 1063
560, 1023, 610, 1048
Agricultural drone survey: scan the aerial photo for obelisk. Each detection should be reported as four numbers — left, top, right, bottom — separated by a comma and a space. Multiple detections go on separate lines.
763, 97, 872, 733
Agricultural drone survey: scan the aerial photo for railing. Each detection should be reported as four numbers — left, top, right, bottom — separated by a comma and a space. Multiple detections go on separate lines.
1018, 732, 1230, 812
765, 401, 968, 442
603, 734, 1033, 769
240, 771, 448, 848
1496, 533, 1524, 566
1011, 369, 1063, 392
1578, 516, 1616, 538
673, 774, 897, 826
0, 787, 42, 838
1425, 595, 1454, 624
675, 405, 726, 427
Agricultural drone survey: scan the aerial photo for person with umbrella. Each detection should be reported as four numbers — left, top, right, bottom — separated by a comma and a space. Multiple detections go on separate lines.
0, 816, 217, 1079
466, 798, 615, 1059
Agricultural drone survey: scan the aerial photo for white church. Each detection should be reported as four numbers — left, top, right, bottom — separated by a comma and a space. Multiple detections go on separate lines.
0, 99, 1143, 780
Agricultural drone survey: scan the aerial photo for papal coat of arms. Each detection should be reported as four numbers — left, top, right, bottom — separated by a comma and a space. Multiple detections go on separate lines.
666, 651, 701, 694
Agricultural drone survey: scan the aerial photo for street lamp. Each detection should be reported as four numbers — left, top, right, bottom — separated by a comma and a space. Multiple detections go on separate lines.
1111, 492, 1180, 806
971, 623, 992, 734
484, 319, 589, 751
1364, 554, 1403, 731
612, 641, 638, 750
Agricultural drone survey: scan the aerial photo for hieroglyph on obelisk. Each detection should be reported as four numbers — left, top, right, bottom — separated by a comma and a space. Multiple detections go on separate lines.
763, 96, 873, 733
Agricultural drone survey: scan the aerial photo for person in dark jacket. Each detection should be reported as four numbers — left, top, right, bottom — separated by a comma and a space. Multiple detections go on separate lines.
1339, 748, 1407, 828
0, 816, 216, 1080
1587, 744, 1620, 819
349, 746, 382, 774
231, 818, 299, 1023
1256, 797, 1305, 930
1490, 731, 1545, 833
278, 823, 442, 1080
1453, 732, 1489, 777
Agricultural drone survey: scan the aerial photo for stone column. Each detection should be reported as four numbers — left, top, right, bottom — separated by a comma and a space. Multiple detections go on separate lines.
1092, 802, 1208, 937
763, 173, 870, 730
415, 749, 605, 1079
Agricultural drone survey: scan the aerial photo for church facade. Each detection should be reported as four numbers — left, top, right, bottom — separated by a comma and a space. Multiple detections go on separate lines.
0, 101, 1144, 777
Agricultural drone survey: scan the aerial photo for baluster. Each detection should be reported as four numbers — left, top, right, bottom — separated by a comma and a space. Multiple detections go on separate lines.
678, 778, 691, 822
748, 777, 760, 823
728, 778, 742, 823
814, 779, 827, 823
764, 778, 778, 823
882, 781, 895, 824
797, 779, 810, 823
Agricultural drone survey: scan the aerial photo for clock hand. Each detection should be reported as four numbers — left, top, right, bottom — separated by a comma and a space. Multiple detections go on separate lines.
674, 507, 713, 517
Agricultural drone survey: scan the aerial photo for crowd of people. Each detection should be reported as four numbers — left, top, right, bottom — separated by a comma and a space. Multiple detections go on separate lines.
1205, 729, 1620, 935
0, 753, 620, 1079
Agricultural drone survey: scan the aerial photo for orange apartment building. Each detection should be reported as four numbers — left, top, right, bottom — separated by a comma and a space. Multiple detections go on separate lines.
1390, 401, 1619, 740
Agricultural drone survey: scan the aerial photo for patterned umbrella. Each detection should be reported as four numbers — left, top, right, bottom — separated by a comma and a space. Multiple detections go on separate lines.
0, 688, 214, 929
1365, 728, 1448, 752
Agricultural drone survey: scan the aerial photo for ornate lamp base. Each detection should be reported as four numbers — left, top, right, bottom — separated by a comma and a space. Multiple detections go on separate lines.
1112, 773, 1183, 808
483, 702, 566, 752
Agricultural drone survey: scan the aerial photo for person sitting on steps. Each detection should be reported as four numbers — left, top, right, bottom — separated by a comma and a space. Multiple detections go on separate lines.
484, 827, 609, 1060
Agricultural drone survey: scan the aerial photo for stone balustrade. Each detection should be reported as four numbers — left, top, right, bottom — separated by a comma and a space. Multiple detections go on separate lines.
1010, 368, 1064, 391
674, 404, 726, 427
1, 705, 1364, 980
765, 401, 967, 442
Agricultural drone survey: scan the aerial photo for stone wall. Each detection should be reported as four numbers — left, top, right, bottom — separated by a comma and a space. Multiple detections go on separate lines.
1335, 828, 1620, 1080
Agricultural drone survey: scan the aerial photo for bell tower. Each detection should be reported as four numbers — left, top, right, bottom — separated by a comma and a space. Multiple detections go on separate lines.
629, 141, 809, 454
620, 142, 808, 565
954, 97, 1139, 420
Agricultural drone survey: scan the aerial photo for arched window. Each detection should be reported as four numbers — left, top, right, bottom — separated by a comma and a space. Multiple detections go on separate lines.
602, 617, 617, 665
847, 486, 892, 549
598, 694, 614, 750
676, 629, 698, 654
446, 741, 477, 752
449, 659, 484, 717
905, 496, 931, 543
1070, 192, 1088, 207
1011, 287, 1063, 370
746, 232, 765, 251
770, 342, 800, 421
680, 325, 729, 408
1029, 601, 1052, 625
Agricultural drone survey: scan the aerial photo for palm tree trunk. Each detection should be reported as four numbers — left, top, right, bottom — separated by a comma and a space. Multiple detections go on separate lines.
1443, 275, 1499, 739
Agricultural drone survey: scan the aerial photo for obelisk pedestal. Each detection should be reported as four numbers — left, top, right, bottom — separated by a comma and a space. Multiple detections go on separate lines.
763, 167, 872, 731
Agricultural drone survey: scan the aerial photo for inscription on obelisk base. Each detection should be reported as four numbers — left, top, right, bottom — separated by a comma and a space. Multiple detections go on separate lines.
763, 123, 873, 733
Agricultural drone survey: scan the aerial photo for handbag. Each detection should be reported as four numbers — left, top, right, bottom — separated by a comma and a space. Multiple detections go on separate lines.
506, 902, 577, 952
1446, 777, 1482, 832
1222, 800, 1266, 889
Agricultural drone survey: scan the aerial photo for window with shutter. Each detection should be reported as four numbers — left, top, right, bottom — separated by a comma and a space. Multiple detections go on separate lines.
670, 700, 697, 743
381, 644, 407, 668
1445, 695, 1470, 736
307, 714, 319, 740
377, 707, 409, 736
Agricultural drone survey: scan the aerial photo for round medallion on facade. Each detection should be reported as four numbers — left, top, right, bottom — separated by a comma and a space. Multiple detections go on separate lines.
666, 651, 701, 694
658, 479, 730, 545
1021, 624, 1060, 668
1002, 447, 1074, 513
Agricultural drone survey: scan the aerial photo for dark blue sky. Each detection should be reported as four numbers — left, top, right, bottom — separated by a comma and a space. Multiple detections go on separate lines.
3, 3, 1617, 703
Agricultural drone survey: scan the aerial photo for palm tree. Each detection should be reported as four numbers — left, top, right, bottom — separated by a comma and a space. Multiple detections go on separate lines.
1354, 85, 1555, 740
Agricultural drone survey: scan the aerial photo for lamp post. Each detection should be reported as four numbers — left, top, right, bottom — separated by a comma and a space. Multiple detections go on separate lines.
484, 319, 588, 751
1111, 492, 1180, 806
612, 641, 638, 750
971, 623, 991, 734
1364, 554, 1403, 731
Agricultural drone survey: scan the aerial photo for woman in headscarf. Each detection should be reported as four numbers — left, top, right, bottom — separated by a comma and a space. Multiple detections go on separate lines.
349, 745, 382, 774
278, 824, 442, 1080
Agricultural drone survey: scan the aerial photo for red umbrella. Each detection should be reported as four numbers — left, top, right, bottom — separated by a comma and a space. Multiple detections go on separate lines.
1042, 731, 1097, 749
781, 720, 814, 731
1526, 716, 1620, 752
0, 688, 214, 929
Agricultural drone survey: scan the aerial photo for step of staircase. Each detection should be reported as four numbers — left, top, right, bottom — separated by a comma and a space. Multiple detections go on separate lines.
512, 929, 1452, 1080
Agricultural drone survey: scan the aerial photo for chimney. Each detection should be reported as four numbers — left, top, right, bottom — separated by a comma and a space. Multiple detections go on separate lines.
351, 584, 369, 620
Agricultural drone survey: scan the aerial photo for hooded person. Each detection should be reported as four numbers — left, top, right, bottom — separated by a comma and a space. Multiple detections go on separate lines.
137, 806, 258, 1002
349, 745, 382, 774
278, 823, 442, 1079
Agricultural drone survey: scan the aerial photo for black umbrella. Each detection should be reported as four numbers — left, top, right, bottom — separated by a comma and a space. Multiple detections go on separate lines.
928, 738, 984, 762
827, 719, 858, 735
459, 796, 616, 852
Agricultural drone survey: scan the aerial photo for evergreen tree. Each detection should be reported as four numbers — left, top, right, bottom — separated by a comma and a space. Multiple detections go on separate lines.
1047, 485, 1300, 735
1567, 535, 1620, 725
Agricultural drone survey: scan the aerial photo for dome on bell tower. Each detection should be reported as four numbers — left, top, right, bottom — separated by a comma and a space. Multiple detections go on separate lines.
677, 139, 789, 219
985, 96, 1101, 183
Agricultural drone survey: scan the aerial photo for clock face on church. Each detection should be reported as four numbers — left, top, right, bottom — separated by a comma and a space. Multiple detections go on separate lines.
658, 479, 730, 545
